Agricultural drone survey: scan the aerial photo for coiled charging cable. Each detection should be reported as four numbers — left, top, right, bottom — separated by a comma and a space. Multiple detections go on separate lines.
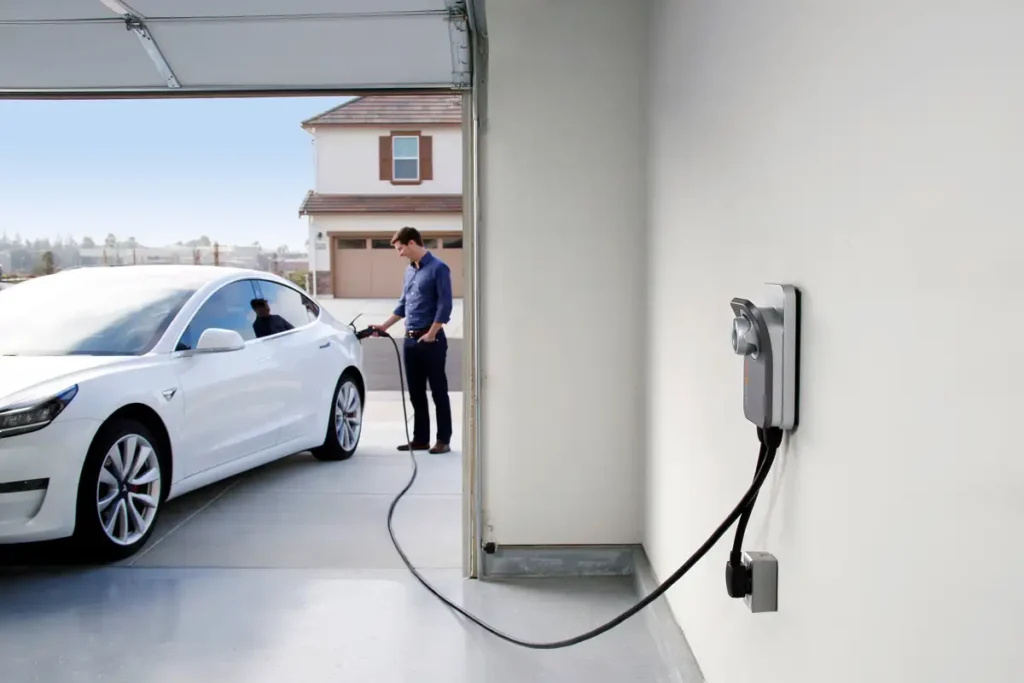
359, 327, 783, 650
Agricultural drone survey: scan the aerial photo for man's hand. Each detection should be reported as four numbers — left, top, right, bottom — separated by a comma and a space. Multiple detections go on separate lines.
371, 314, 403, 338
418, 322, 444, 343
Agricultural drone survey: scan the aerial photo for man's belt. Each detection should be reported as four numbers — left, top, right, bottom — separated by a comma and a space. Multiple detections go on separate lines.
405, 328, 441, 339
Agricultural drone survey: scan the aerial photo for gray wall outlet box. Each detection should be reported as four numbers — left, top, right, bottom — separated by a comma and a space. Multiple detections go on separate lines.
730, 283, 801, 431
742, 551, 778, 613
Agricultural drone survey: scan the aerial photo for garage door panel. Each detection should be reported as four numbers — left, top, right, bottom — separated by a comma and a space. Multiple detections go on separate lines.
335, 240, 374, 298
370, 243, 408, 299
0, 1, 113, 21
129, 0, 451, 16
150, 16, 454, 89
0, 24, 169, 90
443, 249, 464, 298
0, 1, 469, 93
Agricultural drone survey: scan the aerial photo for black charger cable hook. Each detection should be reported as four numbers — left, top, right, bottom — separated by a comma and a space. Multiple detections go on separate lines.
725, 426, 783, 599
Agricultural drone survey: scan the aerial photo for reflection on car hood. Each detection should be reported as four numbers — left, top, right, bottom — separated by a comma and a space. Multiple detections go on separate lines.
0, 355, 129, 407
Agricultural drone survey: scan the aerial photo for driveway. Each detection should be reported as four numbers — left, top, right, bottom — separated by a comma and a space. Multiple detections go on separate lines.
318, 298, 464, 339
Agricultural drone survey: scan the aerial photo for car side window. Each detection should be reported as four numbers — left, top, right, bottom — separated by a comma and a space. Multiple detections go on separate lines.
176, 280, 259, 351
254, 280, 319, 331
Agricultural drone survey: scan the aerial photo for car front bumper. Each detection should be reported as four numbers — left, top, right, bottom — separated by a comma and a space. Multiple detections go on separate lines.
0, 418, 102, 544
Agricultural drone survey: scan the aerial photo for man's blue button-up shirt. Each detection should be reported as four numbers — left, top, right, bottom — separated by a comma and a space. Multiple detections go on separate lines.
393, 250, 453, 330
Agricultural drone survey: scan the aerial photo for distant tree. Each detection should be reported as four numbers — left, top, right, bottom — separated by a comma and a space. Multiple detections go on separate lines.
185, 235, 212, 248
81, 236, 96, 248
104, 233, 117, 248
40, 251, 55, 275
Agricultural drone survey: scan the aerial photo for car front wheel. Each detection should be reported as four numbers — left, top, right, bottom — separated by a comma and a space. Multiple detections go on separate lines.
74, 418, 165, 561
311, 370, 362, 462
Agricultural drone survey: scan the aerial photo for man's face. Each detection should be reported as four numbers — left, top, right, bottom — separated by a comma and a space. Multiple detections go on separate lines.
394, 241, 412, 260
253, 302, 269, 317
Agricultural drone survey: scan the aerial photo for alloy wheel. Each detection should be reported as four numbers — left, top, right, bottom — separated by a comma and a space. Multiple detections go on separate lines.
95, 434, 162, 546
335, 380, 362, 451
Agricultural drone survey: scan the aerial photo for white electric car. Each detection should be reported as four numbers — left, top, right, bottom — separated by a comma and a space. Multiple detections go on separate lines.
0, 265, 365, 560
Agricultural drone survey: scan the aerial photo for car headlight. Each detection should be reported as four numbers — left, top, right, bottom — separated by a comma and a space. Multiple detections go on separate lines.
0, 385, 78, 439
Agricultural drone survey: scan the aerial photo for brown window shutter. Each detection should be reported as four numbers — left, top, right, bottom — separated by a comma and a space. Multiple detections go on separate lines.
379, 135, 392, 181
420, 135, 433, 181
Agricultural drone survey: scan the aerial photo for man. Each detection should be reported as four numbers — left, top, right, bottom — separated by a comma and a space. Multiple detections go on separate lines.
371, 226, 453, 454
250, 298, 293, 338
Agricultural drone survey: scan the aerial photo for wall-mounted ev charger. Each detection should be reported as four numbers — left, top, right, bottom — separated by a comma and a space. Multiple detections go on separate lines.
350, 282, 803, 648
730, 283, 801, 432
725, 283, 801, 614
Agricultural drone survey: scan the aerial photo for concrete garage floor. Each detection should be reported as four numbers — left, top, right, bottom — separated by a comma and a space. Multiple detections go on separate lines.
0, 392, 679, 683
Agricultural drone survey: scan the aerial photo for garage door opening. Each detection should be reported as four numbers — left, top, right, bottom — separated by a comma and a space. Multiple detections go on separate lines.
0, 89, 477, 582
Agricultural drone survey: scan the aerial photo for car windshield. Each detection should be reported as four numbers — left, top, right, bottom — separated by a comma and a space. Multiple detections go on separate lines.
0, 271, 198, 356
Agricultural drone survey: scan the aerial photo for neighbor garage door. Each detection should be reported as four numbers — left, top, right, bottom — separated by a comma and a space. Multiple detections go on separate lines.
333, 234, 464, 299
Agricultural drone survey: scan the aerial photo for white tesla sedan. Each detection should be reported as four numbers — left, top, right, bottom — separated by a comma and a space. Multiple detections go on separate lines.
0, 265, 365, 560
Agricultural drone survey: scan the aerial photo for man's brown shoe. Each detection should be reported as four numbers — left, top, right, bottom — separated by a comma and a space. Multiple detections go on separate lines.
429, 442, 451, 454
398, 442, 430, 451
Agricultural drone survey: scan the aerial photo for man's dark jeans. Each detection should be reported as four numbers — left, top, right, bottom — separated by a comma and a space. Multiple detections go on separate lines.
403, 329, 452, 444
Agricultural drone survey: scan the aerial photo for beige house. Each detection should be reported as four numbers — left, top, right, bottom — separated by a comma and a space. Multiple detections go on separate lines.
300, 94, 464, 299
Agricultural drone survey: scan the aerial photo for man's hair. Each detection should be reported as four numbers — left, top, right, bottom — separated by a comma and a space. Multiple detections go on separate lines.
391, 226, 423, 247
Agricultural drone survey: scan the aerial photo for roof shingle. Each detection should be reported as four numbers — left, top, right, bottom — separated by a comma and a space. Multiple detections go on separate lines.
302, 94, 462, 127
298, 192, 463, 215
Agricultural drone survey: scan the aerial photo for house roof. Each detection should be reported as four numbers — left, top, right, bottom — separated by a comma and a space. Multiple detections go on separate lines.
298, 192, 463, 215
302, 94, 463, 128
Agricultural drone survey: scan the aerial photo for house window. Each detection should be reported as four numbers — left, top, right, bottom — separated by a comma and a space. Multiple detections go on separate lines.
392, 136, 420, 181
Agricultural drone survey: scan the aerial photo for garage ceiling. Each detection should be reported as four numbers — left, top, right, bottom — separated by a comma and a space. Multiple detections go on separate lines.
0, 0, 471, 96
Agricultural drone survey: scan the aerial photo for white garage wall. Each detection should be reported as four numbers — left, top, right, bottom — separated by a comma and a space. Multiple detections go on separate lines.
645, 1, 1024, 682
479, 0, 649, 544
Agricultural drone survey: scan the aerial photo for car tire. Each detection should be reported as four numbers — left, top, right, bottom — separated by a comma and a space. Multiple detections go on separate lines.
311, 370, 363, 462
73, 418, 167, 562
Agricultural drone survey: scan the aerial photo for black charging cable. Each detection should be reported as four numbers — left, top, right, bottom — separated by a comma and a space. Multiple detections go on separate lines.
357, 326, 783, 649
724, 426, 782, 599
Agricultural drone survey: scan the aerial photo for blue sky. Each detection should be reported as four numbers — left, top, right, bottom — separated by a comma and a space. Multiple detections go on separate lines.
0, 96, 352, 252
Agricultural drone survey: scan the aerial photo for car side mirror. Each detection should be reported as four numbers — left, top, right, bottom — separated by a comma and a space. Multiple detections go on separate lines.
194, 328, 246, 353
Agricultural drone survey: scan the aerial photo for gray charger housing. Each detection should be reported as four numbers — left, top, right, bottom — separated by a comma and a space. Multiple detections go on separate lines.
730, 284, 801, 431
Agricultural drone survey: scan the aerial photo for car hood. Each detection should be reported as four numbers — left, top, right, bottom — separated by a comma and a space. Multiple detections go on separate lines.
0, 355, 131, 407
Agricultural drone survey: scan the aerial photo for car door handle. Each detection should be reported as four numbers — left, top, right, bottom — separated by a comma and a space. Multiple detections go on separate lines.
319, 341, 331, 349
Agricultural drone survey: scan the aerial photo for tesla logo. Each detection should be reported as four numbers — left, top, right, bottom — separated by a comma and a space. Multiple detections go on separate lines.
162, 389, 177, 402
